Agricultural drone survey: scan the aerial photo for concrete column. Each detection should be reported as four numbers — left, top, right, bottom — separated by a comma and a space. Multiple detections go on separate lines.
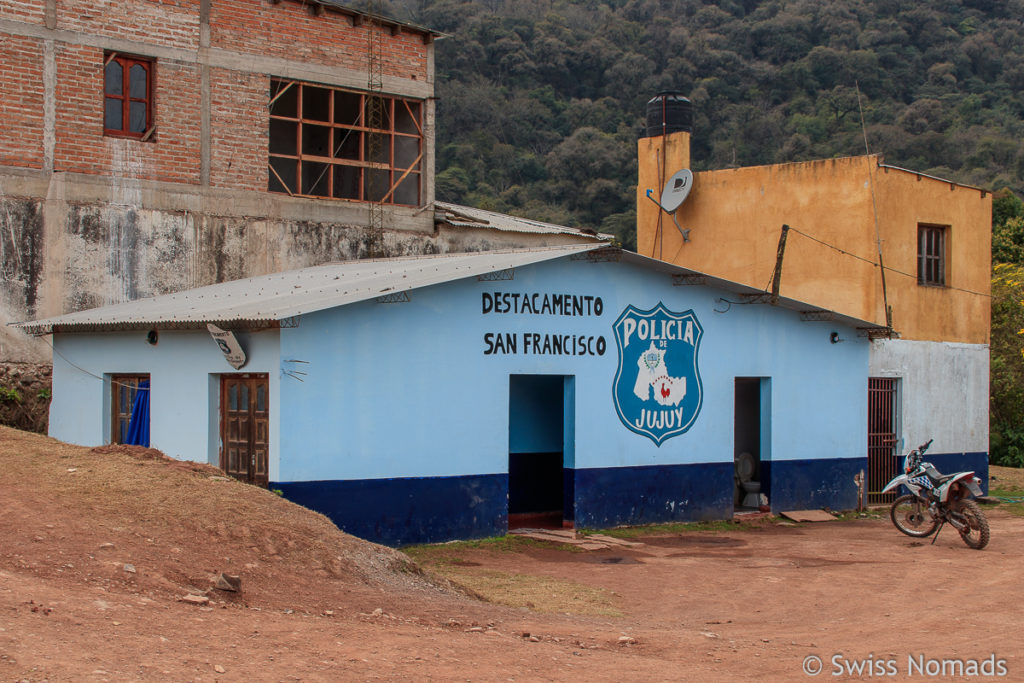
43, 40, 56, 174
199, 0, 211, 186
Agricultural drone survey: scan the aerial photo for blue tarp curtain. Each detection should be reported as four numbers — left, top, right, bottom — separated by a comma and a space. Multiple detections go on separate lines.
124, 379, 150, 447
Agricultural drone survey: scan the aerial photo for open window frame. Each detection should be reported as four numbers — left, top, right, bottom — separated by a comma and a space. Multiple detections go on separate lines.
268, 79, 424, 207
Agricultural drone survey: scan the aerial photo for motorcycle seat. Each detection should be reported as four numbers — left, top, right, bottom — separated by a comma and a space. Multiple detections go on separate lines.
926, 471, 956, 486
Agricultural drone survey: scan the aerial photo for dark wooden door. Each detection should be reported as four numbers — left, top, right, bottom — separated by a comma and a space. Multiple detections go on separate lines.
220, 374, 269, 486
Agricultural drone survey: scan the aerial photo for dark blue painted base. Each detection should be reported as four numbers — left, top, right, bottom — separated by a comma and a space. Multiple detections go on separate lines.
273, 455, 909, 546
273, 474, 508, 547
918, 451, 989, 495
762, 457, 866, 512
571, 463, 735, 529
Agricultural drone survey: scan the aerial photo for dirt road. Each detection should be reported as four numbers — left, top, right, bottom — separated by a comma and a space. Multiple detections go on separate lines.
2, 428, 1021, 681
4, 511, 1022, 681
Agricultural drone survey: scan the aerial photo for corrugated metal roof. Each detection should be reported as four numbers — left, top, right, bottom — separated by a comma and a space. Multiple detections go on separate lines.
615, 251, 889, 333
13, 245, 603, 335
435, 202, 612, 240
13, 245, 887, 335
297, 0, 444, 38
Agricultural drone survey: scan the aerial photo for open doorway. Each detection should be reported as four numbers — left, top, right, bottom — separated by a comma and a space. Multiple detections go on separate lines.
508, 375, 574, 529
734, 377, 769, 511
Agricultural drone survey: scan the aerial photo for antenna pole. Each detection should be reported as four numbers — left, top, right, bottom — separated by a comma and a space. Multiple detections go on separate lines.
770, 224, 789, 305
856, 81, 894, 334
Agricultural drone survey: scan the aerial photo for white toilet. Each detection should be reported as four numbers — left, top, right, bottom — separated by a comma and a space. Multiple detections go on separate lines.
735, 452, 761, 508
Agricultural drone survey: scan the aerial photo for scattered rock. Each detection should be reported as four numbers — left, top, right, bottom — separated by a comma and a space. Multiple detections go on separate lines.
123, 563, 136, 574
468, 626, 485, 633
323, 610, 334, 617
371, 607, 384, 617
529, 636, 540, 643
213, 664, 226, 673
66, 468, 77, 473
214, 573, 241, 592
486, 629, 500, 636
701, 631, 719, 639
617, 636, 636, 645
98, 543, 115, 550
180, 594, 210, 606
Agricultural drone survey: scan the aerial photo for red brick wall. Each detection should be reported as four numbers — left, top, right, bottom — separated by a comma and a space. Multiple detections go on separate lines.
1, 0, 427, 189
58, 0, 201, 50
53, 44, 202, 184
209, 0, 428, 83
210, 68, 268, 192
0, 35, 46, 170
0, 0, 46, 25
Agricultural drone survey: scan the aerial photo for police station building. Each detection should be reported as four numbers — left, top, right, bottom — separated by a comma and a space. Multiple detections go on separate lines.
23, 244, 881, 545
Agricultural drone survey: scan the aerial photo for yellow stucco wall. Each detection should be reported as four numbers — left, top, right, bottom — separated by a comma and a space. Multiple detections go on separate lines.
637, 138, 991, 344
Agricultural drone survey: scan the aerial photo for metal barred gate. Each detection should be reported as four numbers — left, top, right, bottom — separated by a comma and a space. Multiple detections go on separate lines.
867, 378, 899, 504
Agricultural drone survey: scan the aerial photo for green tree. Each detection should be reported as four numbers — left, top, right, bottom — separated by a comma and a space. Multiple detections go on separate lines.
990, 262, 1024, 467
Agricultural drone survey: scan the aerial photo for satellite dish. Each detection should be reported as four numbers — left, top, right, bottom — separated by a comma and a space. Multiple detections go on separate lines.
659, 169, 693, 213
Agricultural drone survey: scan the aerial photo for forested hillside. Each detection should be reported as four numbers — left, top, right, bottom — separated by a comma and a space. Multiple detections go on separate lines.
382, 0, 1024, 247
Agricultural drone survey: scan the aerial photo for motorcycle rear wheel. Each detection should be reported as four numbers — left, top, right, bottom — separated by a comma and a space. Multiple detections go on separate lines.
953, 499, 990, 550
890, 494, 939, 537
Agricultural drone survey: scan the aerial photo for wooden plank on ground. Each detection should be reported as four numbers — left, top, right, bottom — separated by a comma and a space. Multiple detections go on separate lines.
585, 534, 644, 547
510, 529, 610, 549
780, 509, 836, 522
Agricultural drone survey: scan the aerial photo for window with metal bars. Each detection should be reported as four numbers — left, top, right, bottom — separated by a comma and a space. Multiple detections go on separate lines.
103, 53, 154, 139
917, 224, 947, 286
267, 79, 423, 206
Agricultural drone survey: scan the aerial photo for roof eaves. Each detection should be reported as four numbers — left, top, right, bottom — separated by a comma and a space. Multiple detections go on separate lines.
876, 163, 989, 194
300, 0, 446, 38
13, 244, 606, 335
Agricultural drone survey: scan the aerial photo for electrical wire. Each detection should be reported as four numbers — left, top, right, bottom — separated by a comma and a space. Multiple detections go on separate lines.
39, 336, 148, 390
786, 226, 991, 298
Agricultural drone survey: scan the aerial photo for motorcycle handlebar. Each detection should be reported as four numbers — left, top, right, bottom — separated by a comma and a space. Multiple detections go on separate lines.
918, 438, 933, 454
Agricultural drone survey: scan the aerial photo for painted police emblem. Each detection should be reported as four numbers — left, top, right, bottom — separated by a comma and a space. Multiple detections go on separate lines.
612, 303, 703, 446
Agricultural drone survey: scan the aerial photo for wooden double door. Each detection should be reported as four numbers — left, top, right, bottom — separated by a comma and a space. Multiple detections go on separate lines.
220, 374, 269, 486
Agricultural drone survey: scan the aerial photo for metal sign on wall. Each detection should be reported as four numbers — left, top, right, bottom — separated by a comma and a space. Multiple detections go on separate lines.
207, 324, 247, 370
612, 303, 703, 446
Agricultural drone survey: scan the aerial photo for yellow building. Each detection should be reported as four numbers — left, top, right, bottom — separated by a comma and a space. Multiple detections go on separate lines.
637, 93, 991, 499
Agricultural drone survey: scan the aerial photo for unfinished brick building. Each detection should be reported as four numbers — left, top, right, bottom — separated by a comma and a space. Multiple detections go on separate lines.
0, 0, 601, 363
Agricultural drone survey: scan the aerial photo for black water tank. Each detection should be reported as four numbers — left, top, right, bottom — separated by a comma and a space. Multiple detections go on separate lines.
644, 92, 692, 138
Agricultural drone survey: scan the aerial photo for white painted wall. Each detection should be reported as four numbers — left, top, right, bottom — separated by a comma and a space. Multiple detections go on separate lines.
868, 339, 989, 454
49, 329, 281, 475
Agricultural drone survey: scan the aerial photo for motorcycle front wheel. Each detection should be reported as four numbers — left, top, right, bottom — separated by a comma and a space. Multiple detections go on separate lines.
890, 494, 939, 537
953, 499, 990, 550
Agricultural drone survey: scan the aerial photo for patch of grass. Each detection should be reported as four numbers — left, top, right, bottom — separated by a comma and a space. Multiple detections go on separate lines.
986, 487, 1024, 516
580, 516, 774, 539
989, 465, 1024, 492
988, 488, 1024, 499
405, 535, 585, 568
440, 568, 622, 616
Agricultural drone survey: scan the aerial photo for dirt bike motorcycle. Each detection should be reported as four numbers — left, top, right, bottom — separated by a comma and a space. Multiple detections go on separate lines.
881, 439, 990, 550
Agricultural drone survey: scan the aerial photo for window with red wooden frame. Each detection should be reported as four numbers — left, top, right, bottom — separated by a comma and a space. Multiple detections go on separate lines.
917, 224, 947, 287
267, 79, 423, 206
104, 53, 154, 139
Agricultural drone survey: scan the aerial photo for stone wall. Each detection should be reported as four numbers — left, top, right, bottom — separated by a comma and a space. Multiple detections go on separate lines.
0, 362, 51, 433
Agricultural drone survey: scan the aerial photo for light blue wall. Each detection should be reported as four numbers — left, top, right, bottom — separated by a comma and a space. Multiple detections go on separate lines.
49, 328, 281, 473
276, 257, 869, 482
